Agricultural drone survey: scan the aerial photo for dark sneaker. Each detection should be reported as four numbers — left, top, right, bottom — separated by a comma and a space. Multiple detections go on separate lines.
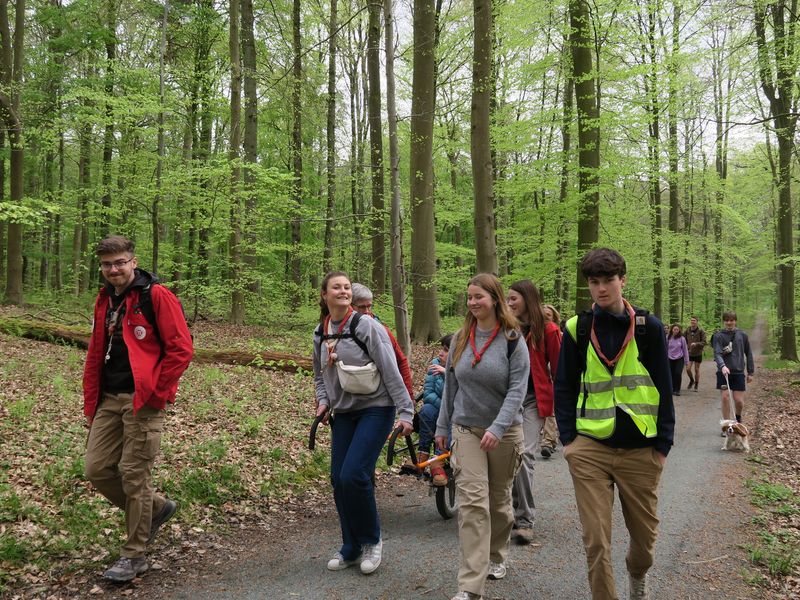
103, 556, 149, 582
513, 527, 534, 545
540, 446, 553, 459
148, 499, 177, 544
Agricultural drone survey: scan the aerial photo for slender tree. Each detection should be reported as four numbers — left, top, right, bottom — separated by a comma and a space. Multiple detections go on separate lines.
471, 0, 497, 274
754, 0, 799, 361
409, 0, 441, 342
366, 0, 385, 292
1, 0, 25, 305
290, 0, 303, 305
230, 0, 244, 323
322, 0, 338, 273
569, 0, 599, 311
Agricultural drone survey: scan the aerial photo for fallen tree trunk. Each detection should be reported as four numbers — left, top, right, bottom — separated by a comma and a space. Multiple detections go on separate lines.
0, 317, 313, 374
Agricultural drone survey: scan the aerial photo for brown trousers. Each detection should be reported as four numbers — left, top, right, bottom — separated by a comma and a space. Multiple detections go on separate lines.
451, 424, 523, 596
564, 435, 663, 600
541, 415, 559, 449
85, 393, 166, 558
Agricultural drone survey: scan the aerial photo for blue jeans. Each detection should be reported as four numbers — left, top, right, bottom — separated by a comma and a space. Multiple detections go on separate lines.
417, 403, 440, 455
330, 405, 395, 560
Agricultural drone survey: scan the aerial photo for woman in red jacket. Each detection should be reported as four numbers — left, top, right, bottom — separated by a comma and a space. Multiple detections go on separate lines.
505, 279, 562, 545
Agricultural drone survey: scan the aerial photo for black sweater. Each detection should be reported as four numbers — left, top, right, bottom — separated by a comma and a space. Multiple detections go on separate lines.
554, 305, 675, 456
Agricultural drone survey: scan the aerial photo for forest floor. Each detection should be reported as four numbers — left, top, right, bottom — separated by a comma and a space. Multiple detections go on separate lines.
1, 308, 798, 599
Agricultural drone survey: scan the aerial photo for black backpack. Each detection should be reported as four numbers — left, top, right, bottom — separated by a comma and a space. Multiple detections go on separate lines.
136, 282, 192, 346
314, 311, 371, 357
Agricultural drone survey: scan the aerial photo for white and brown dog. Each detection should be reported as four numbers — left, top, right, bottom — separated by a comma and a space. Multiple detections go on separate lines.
720, 420, 750, 452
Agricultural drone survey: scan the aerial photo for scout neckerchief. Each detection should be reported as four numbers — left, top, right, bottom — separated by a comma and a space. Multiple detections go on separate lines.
323, 306, 354, 367
104, 293, 126, 364
589, 299, 636, 368
469, 320, 501, 367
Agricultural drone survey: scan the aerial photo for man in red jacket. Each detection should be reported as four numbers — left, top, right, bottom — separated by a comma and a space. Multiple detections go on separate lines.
83, 236, 193, 583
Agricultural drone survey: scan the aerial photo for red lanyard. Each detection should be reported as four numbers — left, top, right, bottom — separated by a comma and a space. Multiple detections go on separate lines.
589, 300, 636, 368
323, 307, 353, 366
469, 321, 501, 367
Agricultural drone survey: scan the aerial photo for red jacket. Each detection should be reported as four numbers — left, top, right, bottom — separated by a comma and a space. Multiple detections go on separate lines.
528, 321, 563, 418
384, 325, 414, 400
83, 278, 194, 419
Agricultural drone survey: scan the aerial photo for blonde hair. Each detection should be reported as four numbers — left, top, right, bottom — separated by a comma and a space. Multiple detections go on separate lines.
451, 273, 520, 366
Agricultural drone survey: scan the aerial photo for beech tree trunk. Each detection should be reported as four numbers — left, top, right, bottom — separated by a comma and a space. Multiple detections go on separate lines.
754, 0, 798, 361
322, 0, 338, 274
1, 0, 25, 305
409, 0, 441, 343
229, 0, 244, 324
290, 0, 303, 306
384, 0, 410, 355
241, 0, 258, 293
367, 0, 385, 292
471, 0, 497, 274
569, 0, 599, 312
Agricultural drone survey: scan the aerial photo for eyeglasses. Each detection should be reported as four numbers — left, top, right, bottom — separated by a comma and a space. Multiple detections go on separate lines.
100, 257, 134, 271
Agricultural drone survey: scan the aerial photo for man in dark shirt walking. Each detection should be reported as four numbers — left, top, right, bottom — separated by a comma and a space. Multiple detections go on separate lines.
683, 316, 707, 391
555, 248, 674, 600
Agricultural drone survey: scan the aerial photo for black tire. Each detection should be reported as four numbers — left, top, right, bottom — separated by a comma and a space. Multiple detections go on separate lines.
435, 475, 457, 519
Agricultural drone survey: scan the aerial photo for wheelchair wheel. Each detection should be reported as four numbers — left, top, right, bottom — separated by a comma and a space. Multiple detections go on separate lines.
435, 472, 456, 519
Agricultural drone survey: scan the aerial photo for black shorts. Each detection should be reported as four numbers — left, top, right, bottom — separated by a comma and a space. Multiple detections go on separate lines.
689, 355, 702, 363
717, 371, 746, 391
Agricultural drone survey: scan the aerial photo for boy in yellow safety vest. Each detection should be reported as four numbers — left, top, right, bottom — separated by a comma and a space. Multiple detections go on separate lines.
554, 248, 675, 600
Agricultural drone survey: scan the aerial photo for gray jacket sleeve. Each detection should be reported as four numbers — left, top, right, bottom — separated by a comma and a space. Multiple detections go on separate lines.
312, 327, 329, 408
487, 335, 529, 440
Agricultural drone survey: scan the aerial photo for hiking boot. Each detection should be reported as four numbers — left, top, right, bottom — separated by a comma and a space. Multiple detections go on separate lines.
540, 445, 554, 459
673, 390, 681, 396
148, 498, 177, 544
102, 556, 149, 583
629, 573, 649, 600
327, 551, 360, 571
359, 538, 382, 574
451, 592, 483, 600
430, 464, 448, 486
487, 561, 506, 580
513, 527, 534, 545
688, 375, 695, 388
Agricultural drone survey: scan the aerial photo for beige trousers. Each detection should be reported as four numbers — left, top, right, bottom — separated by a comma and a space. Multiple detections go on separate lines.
564, 435, 663, 600
84, 392, 166, 558
451, 424, 523, 596
541, 415, 559, 449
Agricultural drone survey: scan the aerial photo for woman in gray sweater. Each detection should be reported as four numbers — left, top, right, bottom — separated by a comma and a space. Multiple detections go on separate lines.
312, 271, 414, 575
435, 273, 530, 600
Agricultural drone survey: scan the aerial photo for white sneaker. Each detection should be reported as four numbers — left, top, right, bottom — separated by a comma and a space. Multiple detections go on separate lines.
629, 573, 649, 600
359, 538, 382, 574
450, 592, 483, 600
487, 561, 507, 580
327, 551, 359, 571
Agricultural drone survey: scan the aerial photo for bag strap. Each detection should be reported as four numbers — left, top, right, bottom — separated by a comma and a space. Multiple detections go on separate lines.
137, 283, 160, 343
507, 334, 519, 359
314, 311, 370, 358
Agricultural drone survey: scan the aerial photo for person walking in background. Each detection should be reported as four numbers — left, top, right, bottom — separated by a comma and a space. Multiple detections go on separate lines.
540, 304, 562, 458
313, 272, 414, 575
712, 311, 754, 425
435, 273, 529, 600
667, 324, 690, 396
684, 316, 707, 391
351, 283, 414, 401
505, 280, 562, 545
555, 248, 674, 600
83, 236, 193, 583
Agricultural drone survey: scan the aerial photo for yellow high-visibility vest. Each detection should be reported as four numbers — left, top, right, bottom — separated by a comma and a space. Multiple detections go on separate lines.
566, 315, 659, 439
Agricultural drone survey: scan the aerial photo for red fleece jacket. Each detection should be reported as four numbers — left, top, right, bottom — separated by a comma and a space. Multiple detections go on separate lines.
83, 283, 194, 419
528, 321, 563, 418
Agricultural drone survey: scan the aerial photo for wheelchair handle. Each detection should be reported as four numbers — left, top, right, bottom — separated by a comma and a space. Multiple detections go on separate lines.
308, 410, 327, 451
386, 425, 418, 466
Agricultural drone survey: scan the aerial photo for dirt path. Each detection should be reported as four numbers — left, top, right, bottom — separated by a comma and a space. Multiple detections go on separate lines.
76, 325, 772, 600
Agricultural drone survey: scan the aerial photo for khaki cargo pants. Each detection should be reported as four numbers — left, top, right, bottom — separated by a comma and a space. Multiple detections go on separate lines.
85, 392, 167, 558
451, 424, 523, 597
